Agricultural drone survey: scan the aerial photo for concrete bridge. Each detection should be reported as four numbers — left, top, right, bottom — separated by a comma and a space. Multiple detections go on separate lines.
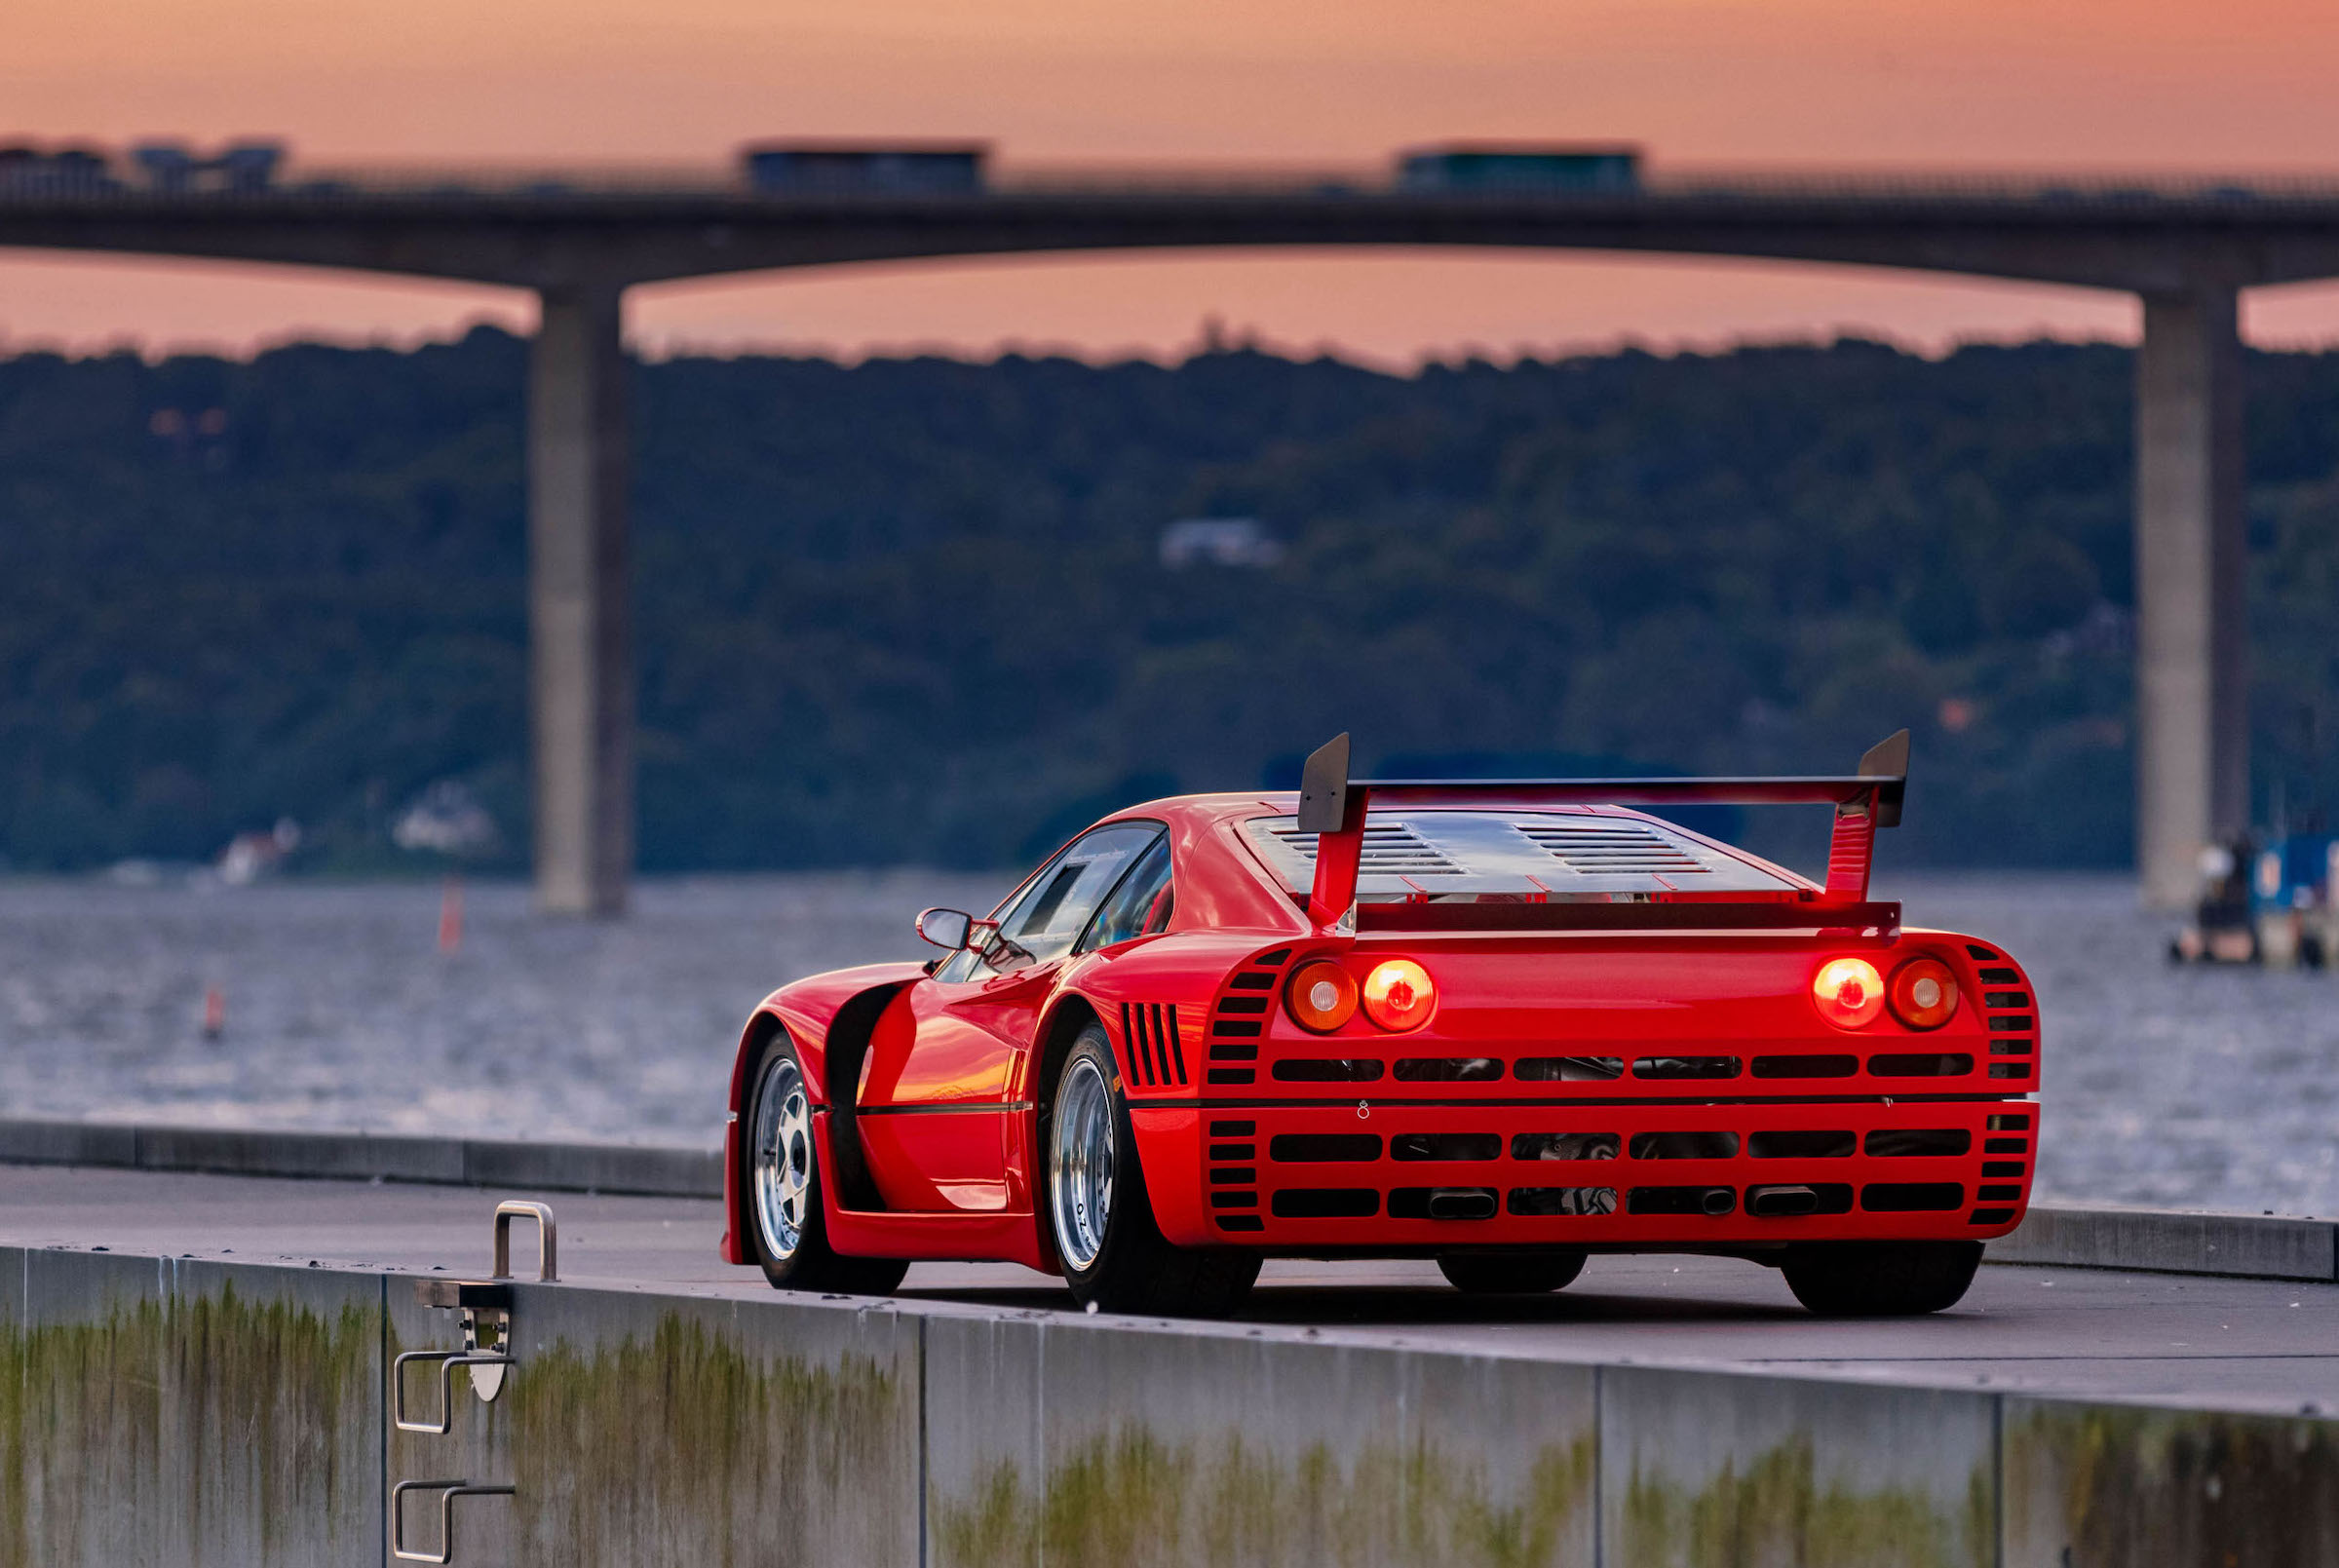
11, 167, 2335, 910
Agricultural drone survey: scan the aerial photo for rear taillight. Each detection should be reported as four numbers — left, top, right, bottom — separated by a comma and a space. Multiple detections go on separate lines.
1888, 957, 1959, 1029
1811, 956, 1885, 1029
1285, 960, 1359, 1033
1361, 959, 1437, 1031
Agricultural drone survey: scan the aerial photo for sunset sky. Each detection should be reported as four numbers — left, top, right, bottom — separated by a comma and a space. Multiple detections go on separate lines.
10, 0, 2339, 363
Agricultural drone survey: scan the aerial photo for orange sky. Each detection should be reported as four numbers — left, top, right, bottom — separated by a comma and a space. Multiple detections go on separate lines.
9, 0, 2339, 363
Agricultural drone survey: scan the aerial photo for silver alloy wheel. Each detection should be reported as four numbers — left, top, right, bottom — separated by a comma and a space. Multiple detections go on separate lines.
1051, 1056, 1116, 1272
751, 1052, 814, 1261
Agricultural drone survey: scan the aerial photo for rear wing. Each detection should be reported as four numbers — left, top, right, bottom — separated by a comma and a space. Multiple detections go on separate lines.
1294, 730, 1909, 930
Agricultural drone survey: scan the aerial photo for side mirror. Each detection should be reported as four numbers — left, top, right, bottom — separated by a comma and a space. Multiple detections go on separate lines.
916, 907, 974, 950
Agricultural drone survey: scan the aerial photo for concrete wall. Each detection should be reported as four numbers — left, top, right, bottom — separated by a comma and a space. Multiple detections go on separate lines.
7, 1243, 2338, 1567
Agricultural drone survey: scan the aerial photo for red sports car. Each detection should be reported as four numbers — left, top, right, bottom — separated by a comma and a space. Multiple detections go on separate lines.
719, 732, 2038, 1317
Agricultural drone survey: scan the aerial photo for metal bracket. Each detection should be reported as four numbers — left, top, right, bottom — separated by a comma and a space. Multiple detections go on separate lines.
391, 1479, 515, 1564
408, 1278, 515, 1406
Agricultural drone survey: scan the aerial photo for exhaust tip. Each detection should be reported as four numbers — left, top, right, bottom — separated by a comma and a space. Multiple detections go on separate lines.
1426, 1187, 1498, 1221
1700, 1186, 1737, 1216
1747, 1184, 1817, 1217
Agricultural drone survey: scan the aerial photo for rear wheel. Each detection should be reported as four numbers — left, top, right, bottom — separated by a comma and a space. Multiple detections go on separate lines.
1048, 1024, 1260, 1318
1780, 1240, 1981, 1316
744, 1032, 910, 1295
1437, 1250, 1588, 1295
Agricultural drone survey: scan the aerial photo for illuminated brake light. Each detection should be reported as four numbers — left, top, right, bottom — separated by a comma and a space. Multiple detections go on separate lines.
1888, 957, 1960, 1029
1285, 960, 1359, 1033
1811, 957, 1885, 1029
1361, 959, 1437, 1031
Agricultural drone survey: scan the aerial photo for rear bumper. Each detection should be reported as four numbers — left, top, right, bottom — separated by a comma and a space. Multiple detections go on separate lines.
1136, 1095, 2034, 1251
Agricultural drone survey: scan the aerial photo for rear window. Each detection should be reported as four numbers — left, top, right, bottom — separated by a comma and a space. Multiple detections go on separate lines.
1240, 810, 1796, 901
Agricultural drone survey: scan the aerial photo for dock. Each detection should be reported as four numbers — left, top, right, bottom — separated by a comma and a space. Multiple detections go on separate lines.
2, 1120, 2334, 1565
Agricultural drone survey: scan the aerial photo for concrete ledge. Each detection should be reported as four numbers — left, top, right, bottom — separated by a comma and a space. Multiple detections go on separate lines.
461, 1135, 721, 1198
0, 1116, 721, 1198
1991, 1203, 2338, 1283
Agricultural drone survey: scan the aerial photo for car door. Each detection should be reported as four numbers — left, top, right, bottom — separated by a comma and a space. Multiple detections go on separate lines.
857, 821, 1165, 1213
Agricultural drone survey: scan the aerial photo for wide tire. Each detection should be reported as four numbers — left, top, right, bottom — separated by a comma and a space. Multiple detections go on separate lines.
1437, 1250, 1588, 1295
742, 1030, 911, 1295
1047, 1024, 1260, 1318
1780, 1241, 1982, 1317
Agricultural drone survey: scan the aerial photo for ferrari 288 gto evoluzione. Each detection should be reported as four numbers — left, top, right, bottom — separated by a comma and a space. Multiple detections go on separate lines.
718, 731, 2038, 1318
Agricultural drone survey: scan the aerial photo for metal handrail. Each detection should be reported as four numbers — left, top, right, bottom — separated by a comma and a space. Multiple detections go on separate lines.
391, 1349, 516, 1434
390, 1479, 515, 1564
492, 1200, 557, 1281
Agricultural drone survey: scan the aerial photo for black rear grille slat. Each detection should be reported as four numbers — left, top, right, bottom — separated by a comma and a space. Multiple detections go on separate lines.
1513, 1131, 1619, 1162
1863, 1128, 1971, 1159
1747, 1129, 1856, 1159
1515, 1056, 1623, 1082
1508, 1185, 1617, 1216
1393, 1056, 1503, 1083
1269, 1133, 1383, 1163
1629, 1130, 1741, 1161
1271, 1058, 1384, 1083
1631, 1055, 1743, 1081
1869, 1052, 1975, 1077
1749, 1054, 1859, 1079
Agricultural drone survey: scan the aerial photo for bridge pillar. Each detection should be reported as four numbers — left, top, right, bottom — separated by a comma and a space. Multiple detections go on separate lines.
2133, 286, 2248, 909
528, 285, 633, 915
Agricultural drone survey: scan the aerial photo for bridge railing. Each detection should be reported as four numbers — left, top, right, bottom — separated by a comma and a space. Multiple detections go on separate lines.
9, 160, 2339, 207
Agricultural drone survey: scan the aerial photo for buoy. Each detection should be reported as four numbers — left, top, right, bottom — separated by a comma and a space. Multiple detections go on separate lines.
202, 986, 225, 1040
439, 875, 464, 955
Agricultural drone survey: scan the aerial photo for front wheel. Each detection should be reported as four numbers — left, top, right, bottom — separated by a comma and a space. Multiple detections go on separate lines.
1780, 1240, 1981, 1317
1048, 1024, 1260, 1318
743, 1031, 910, 1295
1438, 1250, 1587, 1295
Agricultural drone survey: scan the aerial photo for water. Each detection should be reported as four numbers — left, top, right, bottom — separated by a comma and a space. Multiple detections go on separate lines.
1, 871, 2331, 1215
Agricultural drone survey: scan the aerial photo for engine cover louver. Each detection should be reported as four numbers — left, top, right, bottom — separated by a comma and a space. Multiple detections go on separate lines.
1269, 822, 1461, 876
1515, 821, 1706, 876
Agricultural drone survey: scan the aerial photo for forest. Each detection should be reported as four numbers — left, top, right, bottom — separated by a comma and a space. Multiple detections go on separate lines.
3, 327, 2336, 874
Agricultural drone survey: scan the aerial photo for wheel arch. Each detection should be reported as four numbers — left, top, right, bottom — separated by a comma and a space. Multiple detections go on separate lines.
1033, 991, 1110, 1116
725, 975, 915, 1260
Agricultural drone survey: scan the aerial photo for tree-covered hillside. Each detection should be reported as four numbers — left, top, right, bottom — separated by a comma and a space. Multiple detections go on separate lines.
3, 329, 2336, 875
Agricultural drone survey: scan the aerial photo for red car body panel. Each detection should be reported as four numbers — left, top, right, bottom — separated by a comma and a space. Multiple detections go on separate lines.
722, 759, 2040, 1277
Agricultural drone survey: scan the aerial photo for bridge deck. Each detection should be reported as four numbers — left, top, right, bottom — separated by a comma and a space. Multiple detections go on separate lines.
5, 1162, 2330, 1416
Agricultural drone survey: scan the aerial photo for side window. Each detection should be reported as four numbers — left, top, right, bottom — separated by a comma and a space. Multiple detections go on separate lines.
938, 822, 1163, 980
1079, 834, 1172, 953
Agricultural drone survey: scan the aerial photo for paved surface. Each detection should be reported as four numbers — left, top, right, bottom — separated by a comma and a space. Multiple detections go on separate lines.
4, 1163, 2334, 1416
